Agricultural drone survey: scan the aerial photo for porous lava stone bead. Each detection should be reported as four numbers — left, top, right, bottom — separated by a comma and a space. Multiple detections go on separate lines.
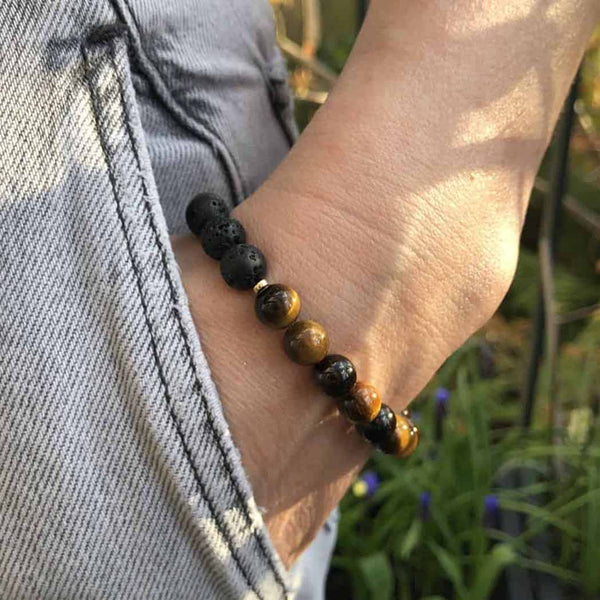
378, 415, 420, 457
220, 244, 267, 290
314, 354, 357, 397
186, 193, 229, 235
357, 403, 397, 445
255, 284, 301, 329
200, 217, 246, 259
283, 319, 329, 365
339, 381, 381, 423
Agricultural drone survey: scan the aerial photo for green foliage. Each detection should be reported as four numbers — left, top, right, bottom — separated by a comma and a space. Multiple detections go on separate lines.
357, 553, 394, 600
317, 36, 356, 74
505, 248, 600, 319
331, 312, 600, 598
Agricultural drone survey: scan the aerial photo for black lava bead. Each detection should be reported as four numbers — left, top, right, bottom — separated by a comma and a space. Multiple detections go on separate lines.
357, 404, 397, 446
186, 193, 229, 235
200, 217, 246, 260
220, 244, 267, 290
314, 354, 357, 397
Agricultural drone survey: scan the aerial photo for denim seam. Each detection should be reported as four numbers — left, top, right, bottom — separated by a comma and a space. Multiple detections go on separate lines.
105, 36, 288, 597
263, 69, 296, 148
81, 38, 266, 600
108, 0, 247, 204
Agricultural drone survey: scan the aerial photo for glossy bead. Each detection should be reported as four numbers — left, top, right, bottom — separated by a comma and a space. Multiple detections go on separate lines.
220, 244, 267, 290
200, 217, 246, 259
255, 284, 301, 329
186, 193, 229, 235
339, 382, 381, 423
314, 354, 357, 397
357, 403, 396, 445
403, 424, 420, 457
379, 415, 420, 457
283, 320, 329, 365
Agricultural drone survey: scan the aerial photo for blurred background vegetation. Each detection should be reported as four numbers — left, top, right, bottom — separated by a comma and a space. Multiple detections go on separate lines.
270, 2, 600, 598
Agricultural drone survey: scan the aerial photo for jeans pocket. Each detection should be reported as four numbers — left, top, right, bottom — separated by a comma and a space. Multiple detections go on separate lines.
83, 26, 289, 596
0, 4, 289, 594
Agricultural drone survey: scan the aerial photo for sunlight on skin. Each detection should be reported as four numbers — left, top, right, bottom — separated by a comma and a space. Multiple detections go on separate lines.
451, 1, 599, 153
443, 1, 532, 34
437, 0, 589, 36
454, 68, 545, 147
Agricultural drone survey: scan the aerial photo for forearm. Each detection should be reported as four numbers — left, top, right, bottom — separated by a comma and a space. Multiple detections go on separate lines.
174, 0, 599, 565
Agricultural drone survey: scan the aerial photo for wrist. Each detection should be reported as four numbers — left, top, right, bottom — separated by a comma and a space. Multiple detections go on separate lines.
172, 232, 370, 566
233, 170, 519, 398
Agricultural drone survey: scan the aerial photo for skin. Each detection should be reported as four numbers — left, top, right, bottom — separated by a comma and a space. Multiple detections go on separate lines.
173, 0, 600, 567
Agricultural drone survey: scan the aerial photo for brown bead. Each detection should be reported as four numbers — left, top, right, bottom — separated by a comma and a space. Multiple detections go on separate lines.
379, 414, 420, 457
402, 424, 420, 457
255, 284, 301, 329
283, 319, 329, 365
339, 382, 381, 423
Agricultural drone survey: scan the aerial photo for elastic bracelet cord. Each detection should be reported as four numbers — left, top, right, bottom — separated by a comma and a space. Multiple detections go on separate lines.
185, 193, 420, 458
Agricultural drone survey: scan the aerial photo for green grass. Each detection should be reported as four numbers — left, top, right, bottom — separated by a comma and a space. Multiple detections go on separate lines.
330, 313, 600, 598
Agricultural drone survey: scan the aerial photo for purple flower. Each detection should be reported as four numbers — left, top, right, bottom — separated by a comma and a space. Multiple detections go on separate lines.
362, 470, 380, 496
483, 494, 500, 529
419, 491, 431, 521
435, 387, 451, 406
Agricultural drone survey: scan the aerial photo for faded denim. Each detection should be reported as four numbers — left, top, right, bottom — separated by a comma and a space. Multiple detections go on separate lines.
0, 1, 334, 598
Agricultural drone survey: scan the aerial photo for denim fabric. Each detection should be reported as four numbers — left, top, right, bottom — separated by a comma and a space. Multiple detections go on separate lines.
0, 1, 330, 598
115, 0, 297, 234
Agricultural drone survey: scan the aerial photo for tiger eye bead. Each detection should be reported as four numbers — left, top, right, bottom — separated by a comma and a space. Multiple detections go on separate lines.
314, 354, 357, 397
403, 424, 420, 457
283, 320, 329, 365
357, 404, 396, 445
339, 382, 381, 423
379, 415, 420, 457
255, 284, 301, 329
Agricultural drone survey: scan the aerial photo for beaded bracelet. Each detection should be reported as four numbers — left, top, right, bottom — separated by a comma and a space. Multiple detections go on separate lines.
185, 192, 420, 458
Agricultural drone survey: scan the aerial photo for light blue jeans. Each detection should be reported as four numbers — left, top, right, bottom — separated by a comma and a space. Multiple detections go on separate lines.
0, 1, 336, 597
